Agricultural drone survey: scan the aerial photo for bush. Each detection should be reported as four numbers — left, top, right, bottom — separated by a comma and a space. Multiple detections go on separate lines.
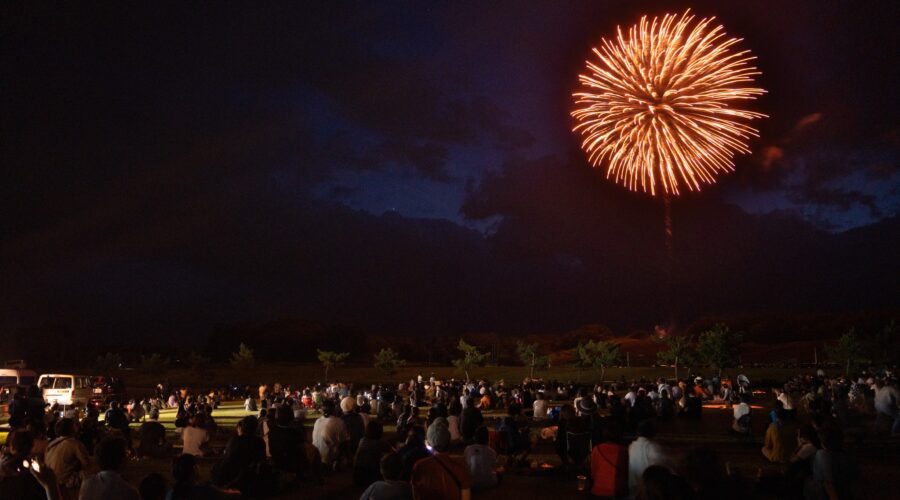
230, 343, 256, 370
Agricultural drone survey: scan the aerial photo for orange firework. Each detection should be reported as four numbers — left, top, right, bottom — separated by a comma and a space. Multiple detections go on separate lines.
572, 10, 766, 195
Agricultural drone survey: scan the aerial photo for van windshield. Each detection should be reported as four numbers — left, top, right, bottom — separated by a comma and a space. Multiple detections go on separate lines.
41, 377, 72, 389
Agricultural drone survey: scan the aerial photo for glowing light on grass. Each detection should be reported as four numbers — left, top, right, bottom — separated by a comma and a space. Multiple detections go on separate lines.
572, 10, 766, 195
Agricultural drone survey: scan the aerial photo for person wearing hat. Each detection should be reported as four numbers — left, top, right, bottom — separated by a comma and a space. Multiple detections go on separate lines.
411, 418, 473, 500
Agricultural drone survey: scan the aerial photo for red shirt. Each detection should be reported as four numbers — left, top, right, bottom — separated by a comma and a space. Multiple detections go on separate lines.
591, 442, 628, 498
411, 452, 473, 500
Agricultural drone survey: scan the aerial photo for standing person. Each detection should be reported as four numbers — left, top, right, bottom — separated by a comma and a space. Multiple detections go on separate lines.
78, 437, 140, 500
312, 400, 350, 471
627, 420, 668, 494
45, 419, 93, 500
463, 427, 498, 492
411, 419, 473, 500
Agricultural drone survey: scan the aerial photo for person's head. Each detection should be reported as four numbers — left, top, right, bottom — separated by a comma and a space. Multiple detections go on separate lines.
139, 473, 167, 500
380, 452, 403, 481
818, 427, 844, 452
276, 404, 294, 426
405, 425, 426, 448
96, 437, 128, 471
638, 465, 693, 500
797, 424, 819, 447
172, 454, 198, 494
683, 447, 724, 491
55, 418, 76, 438
637, 419, 656, 440
365, 420, 383, 440
536, 391, 544, 401
427, 418, 451, 452
5, 430, 34, 458
558, 404, 576, 421
340, 396, 357, 414
474, 426, 489, 445
322, 399, 336, 417
238, 415, 257, 436
110, 400, 119, 410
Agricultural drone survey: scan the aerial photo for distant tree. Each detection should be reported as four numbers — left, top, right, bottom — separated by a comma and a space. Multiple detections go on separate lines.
373, 348, 406, 376
317, 349, 349, 381
827, 328, 865, 376
94, 352, 123, 373
866, 320, 898, 368
656, 335, 695, 381
573, 340, 620, 382
187, 351, 212, 374
696, 324, 742, 378
230, 343, 256, 370
516, 341, 549, 379
452, 339, 489, 381
140, 353, 170, 375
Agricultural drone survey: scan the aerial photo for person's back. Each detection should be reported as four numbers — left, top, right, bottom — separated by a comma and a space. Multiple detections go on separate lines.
805, 428, 857, 500
79, 437, 140, 500
412, 420, 472, 500
45, 418, 93, 495
591, 437, 628, 497
460, 402, 482, 441
181, 420, 209, 457
212, 416, 266, 493
354, 421, 388, 487
138, 419, 169, 458
360, 452, 412, 500
312, 400, 349, 467
533, 393, 549, 420
463, 427, 497, 491
628, 421, 667, 493
268, 421, 305, 474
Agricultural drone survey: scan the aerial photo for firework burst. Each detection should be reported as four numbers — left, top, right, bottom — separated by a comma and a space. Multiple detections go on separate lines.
572, 10, 766, 195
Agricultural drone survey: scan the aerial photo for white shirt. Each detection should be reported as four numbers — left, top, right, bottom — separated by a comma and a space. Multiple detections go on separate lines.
464, 443, 498, 490
181, 426, 209, 456
533, 399, 549, 420
447, 415, 462, 441
627, 437, 667, 492
875, 385, 899, 415
733, 402, 750, 420
778, 392, 795, 411
624, 391, 637, 407
312, 415, 349, 464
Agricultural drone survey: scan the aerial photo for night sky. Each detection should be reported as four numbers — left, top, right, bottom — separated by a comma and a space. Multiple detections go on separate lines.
2, 1, 898, 342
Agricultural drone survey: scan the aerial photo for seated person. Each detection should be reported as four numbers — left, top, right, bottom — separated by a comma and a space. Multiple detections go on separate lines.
411, 419, 472, 500
212, 416, 266, 495
137, 415, 171, 458
360, 452, 413, 500
590, 425, 628, 498
181, 414, 210, 457
731, 395, 751, 434
464, 427, 499, 491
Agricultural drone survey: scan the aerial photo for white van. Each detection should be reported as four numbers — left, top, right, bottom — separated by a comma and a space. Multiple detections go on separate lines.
37, 374, 93, 406
0, 368, 37, 387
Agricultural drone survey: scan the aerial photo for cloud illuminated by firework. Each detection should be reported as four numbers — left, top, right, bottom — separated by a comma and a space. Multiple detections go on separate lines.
572, 10, 766, 196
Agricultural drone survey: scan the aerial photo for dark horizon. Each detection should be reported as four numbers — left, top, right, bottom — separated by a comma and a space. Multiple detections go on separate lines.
2, 1, 898, 347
